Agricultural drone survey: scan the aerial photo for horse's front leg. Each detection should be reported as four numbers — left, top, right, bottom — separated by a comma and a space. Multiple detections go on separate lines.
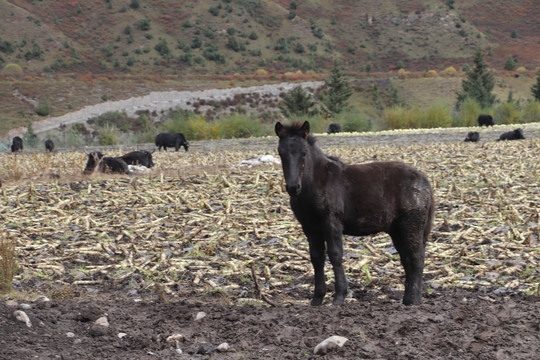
307, 235, 326, 306
326, 229, 347, 305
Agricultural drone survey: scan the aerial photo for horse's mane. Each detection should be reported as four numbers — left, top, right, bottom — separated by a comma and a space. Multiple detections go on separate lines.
284, 122, 344, 165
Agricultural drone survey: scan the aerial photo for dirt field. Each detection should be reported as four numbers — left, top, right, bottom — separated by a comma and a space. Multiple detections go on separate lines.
1, 125, 539, 359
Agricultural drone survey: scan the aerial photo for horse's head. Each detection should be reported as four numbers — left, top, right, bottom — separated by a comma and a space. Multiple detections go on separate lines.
275, 121, 310, 197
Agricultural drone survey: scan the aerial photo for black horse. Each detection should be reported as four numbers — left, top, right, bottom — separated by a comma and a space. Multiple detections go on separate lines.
275, 121, 434, 306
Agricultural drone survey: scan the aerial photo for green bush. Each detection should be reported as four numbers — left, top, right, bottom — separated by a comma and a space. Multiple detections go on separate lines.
521, 101, 540, 123
420, 103, 452, 128
97, 125, 120, 145
381, 106, 420, 130
454, 98, 481, 127
217, 114, 269, 138
35, 100, 51, 116
494, 102, 521, 124
339, 111, 372, 133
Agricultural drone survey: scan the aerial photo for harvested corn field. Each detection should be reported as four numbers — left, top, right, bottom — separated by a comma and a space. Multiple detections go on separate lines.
1, 126, 539, 359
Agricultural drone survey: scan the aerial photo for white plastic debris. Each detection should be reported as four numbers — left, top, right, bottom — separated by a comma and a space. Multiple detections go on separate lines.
128, 165, 149, 174
314, 335, 348, 355
232, 155, 281, 168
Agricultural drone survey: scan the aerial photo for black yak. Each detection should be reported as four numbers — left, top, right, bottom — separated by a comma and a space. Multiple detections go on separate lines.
120, 150, 155, 168
83, 152, 130, 175
155, 133, 189, 151
464, 131, 480, 142
327, 123, 341, 134
45, 139, 55, 152
498, 128, 525, 141
477, 114, 494, 127
11, 136, 23, 152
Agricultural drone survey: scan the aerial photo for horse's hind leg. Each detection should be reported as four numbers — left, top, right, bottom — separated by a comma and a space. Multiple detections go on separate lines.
390, 223, 426, 305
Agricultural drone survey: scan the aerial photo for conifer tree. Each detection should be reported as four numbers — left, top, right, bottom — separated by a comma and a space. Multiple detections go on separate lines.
456, 48, 496, 109
531, 69, 540, 101
279, 86, 317, 117
322, 62, 353, 114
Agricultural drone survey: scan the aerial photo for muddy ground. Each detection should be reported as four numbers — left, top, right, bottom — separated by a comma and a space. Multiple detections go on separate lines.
1, 125, 539, 359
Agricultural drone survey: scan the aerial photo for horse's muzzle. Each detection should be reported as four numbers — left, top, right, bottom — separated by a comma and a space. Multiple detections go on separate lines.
286, 183, 301, 197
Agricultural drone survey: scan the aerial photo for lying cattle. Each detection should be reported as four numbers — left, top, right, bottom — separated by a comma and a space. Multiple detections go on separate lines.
464, 131, 480, 142
498, 128, 525, 141
120, 150, 155, 168
477, 114, 494, 127
327, 123, 341, 134
11, 136, 23, 152
45, 139, 55, 152
155, 132, 189, 152
83, 152, 130, 175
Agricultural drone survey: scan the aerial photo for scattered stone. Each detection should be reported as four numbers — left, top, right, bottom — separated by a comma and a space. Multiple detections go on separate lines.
217, 343, 230, 352
20, 303, 32, 310
5, 300, 18, 308
117, 333, 128, 339
34, 295, 50, 303
194, 311, 206, 321
13, 310, 32, 328
95, 316, 109, 327
314, 335, 348, 355
175, 348, 183, 355
196, 342, 214, 355
166, 334, 184, 348
66, 332, 75, 338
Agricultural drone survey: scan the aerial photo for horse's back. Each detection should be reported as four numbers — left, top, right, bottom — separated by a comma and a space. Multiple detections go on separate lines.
342, 161, 433, 235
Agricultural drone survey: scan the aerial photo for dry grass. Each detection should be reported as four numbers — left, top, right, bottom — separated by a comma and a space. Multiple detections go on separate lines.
0, 135, 538, 303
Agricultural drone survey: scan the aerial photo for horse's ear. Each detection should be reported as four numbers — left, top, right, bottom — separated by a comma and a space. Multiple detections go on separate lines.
275, 122, 286, 138
301, 121, 310, 138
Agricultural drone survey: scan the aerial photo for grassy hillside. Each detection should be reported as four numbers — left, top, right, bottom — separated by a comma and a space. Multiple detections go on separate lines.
1, 0, 538, 76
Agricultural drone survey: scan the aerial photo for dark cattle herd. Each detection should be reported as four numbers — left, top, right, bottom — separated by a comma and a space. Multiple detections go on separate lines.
83, 151, 131, 175
10, 136, 23, 152
45, 139, 55, 152
120, 150, 155, 168
498, 128, 525, 141
327, 123, 342, 134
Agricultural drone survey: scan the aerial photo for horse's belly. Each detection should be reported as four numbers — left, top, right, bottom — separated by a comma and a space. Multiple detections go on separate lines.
343, 216, 389, 236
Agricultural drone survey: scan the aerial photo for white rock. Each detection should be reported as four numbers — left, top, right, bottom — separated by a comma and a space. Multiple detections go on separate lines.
217, 343, 230, 352
14, 310, 32, 328
20, 303, 32, 310
5, 300, 18, 308
194, 311, 206, 321
66, 332, 75, 338
166, 333, 184, 347
95, 316, 109, 327
175, 348, 183, 355
118, 332, 128, 339
314, 335, 348, 355
34, 295, 51, 303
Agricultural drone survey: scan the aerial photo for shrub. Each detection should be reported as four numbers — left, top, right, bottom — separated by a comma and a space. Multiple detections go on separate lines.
454, 98, 481, 127
340, 111, 372, 132
35, 100, 51, 116
494, 102, 521, 124
217, 114, 269, 138
97, 124, 120, 145
521, 101, 540, 123
130, 0, 140, 9
2, 63, 23, 73
420, 103, 452, 128
381, 106, 420, 130
504, 57, 516, 71
442, 66, 457, 74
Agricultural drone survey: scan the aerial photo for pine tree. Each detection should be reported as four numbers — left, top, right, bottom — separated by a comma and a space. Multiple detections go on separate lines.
279, 86, 317, 117
322, 62, 353, 114
531, 69, 540, 101
456, 48, 496, 109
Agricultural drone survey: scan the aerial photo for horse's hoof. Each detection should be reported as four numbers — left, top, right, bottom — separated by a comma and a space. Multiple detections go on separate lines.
310, 298, 324, 306
402, 297, 422, 306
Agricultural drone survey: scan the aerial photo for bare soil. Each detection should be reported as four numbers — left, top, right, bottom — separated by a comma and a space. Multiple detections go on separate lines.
1, 127, 539, 359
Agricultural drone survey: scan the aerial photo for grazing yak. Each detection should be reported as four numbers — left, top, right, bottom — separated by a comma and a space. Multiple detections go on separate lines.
120, 150, 155, 168
477, 114, 494, 127
464, 131, 480, 142
83, 152, 130, 175
155, 132, 189, 152
498, 128, 525, 141
45, 139, 55, 152
327, 123, 342, 134
11, 136, 23, 152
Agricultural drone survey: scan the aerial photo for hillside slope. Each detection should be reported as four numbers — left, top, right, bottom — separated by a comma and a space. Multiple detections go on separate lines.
1, 0, 538, 75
